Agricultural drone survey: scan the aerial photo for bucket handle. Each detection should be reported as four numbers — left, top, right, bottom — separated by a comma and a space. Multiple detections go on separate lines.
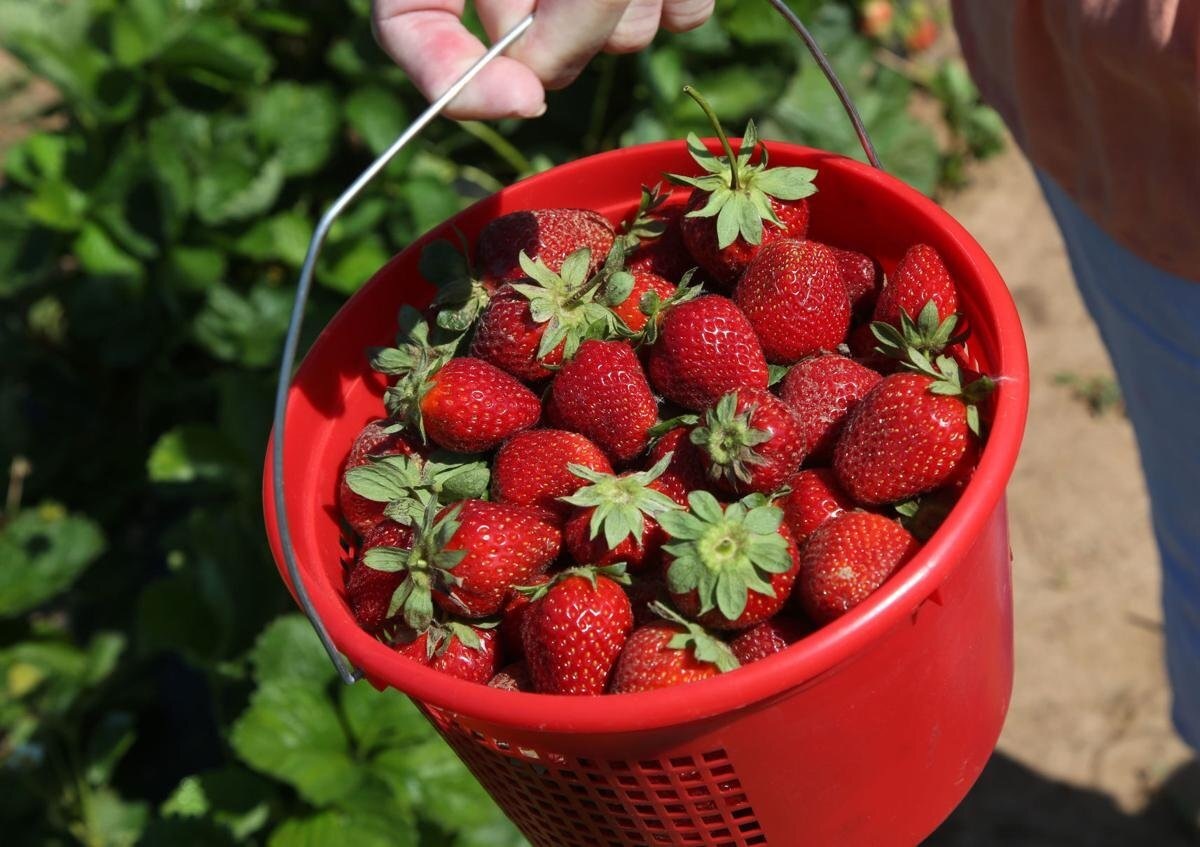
271, 0, 883, 685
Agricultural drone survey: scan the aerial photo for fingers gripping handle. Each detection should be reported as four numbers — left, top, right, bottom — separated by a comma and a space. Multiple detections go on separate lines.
271, 3, 879, 685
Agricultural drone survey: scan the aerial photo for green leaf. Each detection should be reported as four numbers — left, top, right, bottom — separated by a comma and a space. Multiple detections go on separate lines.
165, 245, 227, 292
251, 615, 336, 689
233, 212, 312, 267
340, 682, 434, 754
373, 740, 509, 832
0, 503, 106, 617
73, 222, 142, 277
345, 86, 407, 156
194, 156, 285, 225
269, 809, 416, 847
85, 787, 148, 847
147, 424, 244, 484
26, 180, 88, 231
250, 83, 340, 177
320, 235, 391, 294
159, 18, 273, 86
230, 679, 360, 805
192, 283, 291, 367
85, 711, 136, 787
161, 768, 275, 842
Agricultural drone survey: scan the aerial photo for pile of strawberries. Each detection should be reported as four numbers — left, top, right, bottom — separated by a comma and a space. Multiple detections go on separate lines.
337, 89, 994, 696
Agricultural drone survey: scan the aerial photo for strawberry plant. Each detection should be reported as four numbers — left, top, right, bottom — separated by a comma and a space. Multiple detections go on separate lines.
0, 0, 1004, 843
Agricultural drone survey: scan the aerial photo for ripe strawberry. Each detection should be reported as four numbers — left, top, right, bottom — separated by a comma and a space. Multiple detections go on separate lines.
779, 468, 857, 544
520, 566, 634, 695
488, 662, 533, 692
646, 295, 768, 411
659, 491, 800, 630
646, 426, 712, 501
778, 352, 882, 462
492, 429, 613, 523
560, 454, 686, 572
611, 269, 676, 333
796, 511, 919, 624
730, 617, 810, 665
338, 420, 422, 537
826, 245, 882, 316
345, 520, 414, 633
415, 357, 541, 453
690, 388, 805, 494
872, 244, 959, 333
549, 340, 657, 464
905, 16, 938, 53
477, 208, 614, 284
470, 249, 618, 382
626, 204, 696, 283
667, 89, 816, 287
833, 353, 992, 504
847, 321, 896, 373
361, 499, 560, 629
734, 240, 850, 363
394, 621, 500, 685
610, 604, 739, 693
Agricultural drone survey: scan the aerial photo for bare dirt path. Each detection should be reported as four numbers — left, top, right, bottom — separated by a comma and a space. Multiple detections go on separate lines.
926, 144, 1193, 845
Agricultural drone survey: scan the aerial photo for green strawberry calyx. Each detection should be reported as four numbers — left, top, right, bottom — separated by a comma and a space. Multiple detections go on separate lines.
665, 85, 818, 250
657, 490, 793, 623
621, 268, 703, 346
616, 183, 672, 252
870, 300, 967, 359
514, 563, 631, 603
360, 499, 467, 631
901, 348, 996, 437
344, 450, 491, 526
510, 247, 623, 362
419, 231, 490, 334
423, 620, 494, 658
559, 454, 683, 551
689, 392, 772, 486
373, 306, 460, 442
647, 601, 740, 672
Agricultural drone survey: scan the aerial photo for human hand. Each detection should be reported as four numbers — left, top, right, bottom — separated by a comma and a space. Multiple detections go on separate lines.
372, 1, 715, 120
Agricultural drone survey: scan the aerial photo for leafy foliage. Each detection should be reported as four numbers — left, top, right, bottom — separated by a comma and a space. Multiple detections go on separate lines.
0, 0, 1002, 843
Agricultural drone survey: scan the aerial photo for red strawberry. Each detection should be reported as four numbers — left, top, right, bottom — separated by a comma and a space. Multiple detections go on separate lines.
338, 420, 422, 537
847, 321, 896, 373
796, 511, 919, 624
730, 617, 810, 665
905, 16, 938, 52
833, 354, 992, 504
872, 244, 959, 332
690, 388, 805, 494
734, 240, 850, 363
646, 426, 711, 500
549, 340, 657, 464
394, 621, 501, 685
667, 89, 816, 287
492, 429, 613, 523
477, 208, 614, 284
520, 566, 634, 695
659, 491, 801, 630
646, 295, 768, 411
779, 468, 857, 544
860, 0, 894, 38
436, 500, 561, 618
626, 205, 696, 283
470, 249, 618, 382
488, 662, 533, 691
499, 574, 550, 659
778, 352, 882, 462
345, 520, 414, 633
361, 499, 560, 629
417, 357, 541, 453
561, 453, 687, 572
610, 605, 740, 693
611, 270, 676, 333
826, 245, 882, 316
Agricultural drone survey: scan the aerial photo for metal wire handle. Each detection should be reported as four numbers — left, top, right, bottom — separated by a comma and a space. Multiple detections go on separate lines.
271, 0, 882, 685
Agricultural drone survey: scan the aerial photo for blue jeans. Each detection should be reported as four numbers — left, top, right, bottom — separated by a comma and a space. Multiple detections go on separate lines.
1036, 173, 1200, 747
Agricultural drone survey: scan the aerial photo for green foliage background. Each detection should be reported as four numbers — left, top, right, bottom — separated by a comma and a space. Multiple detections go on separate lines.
0, 0, 1002, 843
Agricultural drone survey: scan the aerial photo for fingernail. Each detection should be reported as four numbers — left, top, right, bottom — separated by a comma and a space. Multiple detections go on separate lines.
523, 101, 547, 119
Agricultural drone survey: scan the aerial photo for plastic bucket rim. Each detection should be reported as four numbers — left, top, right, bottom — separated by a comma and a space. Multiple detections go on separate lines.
262, 139, 1029, 736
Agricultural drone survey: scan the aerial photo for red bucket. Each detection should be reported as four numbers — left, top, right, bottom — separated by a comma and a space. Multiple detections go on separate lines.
263, 140, 1029, 846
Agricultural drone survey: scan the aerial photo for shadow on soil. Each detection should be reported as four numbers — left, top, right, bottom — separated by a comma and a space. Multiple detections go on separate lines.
926, 753, 1197, 846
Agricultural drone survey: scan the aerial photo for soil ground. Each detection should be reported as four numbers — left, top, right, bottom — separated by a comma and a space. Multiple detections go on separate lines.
925, 144, 1194, 845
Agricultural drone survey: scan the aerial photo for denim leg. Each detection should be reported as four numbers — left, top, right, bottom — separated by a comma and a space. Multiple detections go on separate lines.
1035, 171, 1200, 747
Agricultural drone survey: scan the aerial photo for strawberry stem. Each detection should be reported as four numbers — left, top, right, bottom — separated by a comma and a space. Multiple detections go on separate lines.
683, 86, 740, 191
